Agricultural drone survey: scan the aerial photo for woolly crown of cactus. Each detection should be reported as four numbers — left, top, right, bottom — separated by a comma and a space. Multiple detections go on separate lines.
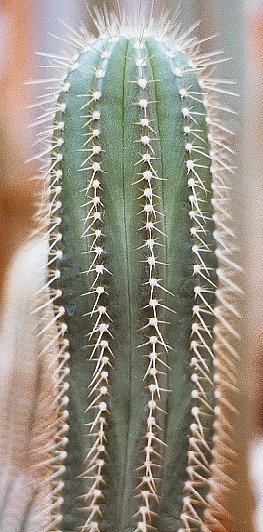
31, 7, 239, 532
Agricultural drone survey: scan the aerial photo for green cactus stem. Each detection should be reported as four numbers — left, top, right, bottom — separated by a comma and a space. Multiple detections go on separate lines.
34, 11, 239, 532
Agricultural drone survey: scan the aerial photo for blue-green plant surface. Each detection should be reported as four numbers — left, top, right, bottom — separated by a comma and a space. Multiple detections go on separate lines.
32, 7, 240, 532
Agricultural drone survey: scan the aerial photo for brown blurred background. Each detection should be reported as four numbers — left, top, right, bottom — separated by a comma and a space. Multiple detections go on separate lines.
0, 0, 262, 530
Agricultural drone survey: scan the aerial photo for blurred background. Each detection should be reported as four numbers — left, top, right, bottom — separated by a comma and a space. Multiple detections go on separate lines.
0, 0, 262, 530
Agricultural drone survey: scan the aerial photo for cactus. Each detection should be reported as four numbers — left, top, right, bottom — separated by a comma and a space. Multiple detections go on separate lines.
34, 10, 239, 532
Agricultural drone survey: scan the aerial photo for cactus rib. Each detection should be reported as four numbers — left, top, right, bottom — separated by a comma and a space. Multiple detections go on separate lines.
78, 40, 115, 532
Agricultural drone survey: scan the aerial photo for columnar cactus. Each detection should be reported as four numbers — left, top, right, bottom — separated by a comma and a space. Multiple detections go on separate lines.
35, 11, 239, 532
